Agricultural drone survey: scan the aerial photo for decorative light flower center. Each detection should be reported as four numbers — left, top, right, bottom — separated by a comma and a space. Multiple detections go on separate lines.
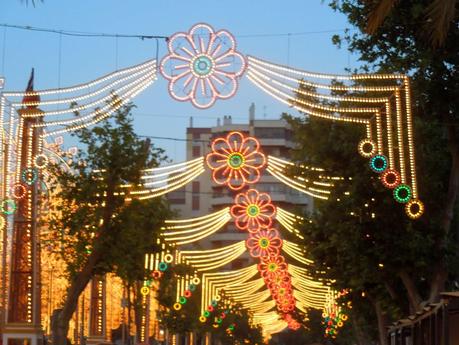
246, 204, 260, 217
279, 288, 286, 295
192, 55, 214, 77
267, 263, 278, 272
227, 152, 245, 169
259, 237, 270, 249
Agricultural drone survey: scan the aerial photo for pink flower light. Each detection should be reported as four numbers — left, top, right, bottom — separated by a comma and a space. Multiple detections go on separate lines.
160, 23, 246, 109
206, 132, 266, 190
246, 228, 282, 258
231, 189, 276, 232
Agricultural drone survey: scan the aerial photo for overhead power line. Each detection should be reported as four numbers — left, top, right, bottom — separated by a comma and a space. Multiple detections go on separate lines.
0, 23, 168, 40
0, 23, 349, 40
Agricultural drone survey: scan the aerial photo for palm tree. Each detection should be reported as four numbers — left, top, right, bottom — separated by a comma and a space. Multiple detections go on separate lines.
365, 0, 457, 47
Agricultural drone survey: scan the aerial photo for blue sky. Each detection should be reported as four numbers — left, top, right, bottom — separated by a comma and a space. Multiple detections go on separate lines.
0, 1, 358, 161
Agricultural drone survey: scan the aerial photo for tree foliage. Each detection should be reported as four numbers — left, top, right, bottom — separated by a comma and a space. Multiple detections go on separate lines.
283, 0, 458, 342
47, 102, 171, 344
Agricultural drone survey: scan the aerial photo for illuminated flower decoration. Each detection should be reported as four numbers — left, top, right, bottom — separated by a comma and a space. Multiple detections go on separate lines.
246, 228, 282, 258
160, 23, 246, 109
276, 294, 296, 313
231, 188, 275, 232
258, 255, 288, 280
207, 132, 266, 190
270, 279, 293, 301
267, 270, 292, 288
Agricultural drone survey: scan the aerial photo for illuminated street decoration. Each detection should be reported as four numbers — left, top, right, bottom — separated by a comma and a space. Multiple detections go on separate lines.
258, 255, 288, 281
246, 228, 283, 258
246, 55, 423, 217
0, 60, 158, 342
206, 131, 266, 190
323, 290, 349, 338
0, 28, 418, 337
231, 189, 276, 232
160, 23, 246, 109
266, 155, 338, 200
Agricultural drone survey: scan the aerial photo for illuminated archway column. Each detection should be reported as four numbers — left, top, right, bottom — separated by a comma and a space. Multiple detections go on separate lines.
3, 73, 44, 345
87, 275, 108, 345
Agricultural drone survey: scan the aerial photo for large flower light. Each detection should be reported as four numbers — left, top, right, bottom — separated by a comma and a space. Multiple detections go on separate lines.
246, 228, 282, 258
258, 255, 288, 281
206, 132, 266, 190
160, 23, 246, 109
231, 188, 276, 232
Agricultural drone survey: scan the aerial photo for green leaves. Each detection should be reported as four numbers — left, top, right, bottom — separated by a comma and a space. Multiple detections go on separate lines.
46, 101, 171, 281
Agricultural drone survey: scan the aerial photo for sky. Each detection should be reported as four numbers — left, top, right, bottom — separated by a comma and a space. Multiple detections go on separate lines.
0, 0, 358, 162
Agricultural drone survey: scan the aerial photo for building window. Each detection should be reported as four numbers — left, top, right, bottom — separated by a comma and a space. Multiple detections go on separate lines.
254, 127, 286, 139
192, 181, 200, 210
192, 145, 201, 157
192, 195, 200, 210
192, 181, 200, 193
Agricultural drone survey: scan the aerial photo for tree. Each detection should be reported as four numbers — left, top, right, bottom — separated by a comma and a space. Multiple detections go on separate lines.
364, 0, 457, 47
284, 0, 458, 342
47, 101, 170, 345
329, 0, 459, 303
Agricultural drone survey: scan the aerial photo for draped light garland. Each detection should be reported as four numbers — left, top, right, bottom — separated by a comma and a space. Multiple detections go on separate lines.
0, 21, 421, 339
245, 55, 423, 218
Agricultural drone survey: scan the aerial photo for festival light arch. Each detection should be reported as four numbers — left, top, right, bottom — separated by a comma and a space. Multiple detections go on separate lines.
0, 21, 424, 341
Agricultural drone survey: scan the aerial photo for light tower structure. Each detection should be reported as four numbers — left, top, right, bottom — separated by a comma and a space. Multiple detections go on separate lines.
2, 71, 44, 345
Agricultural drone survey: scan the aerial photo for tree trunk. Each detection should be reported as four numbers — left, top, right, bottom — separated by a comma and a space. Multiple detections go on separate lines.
51, 185, 117, 345
351, 313, 372, 345
399, 269, 422, 313
373, 300, 389, 345
51, 249, 102, 345
429, 125, 459, 303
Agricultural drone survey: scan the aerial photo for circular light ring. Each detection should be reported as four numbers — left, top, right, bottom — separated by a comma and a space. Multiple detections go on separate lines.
211, 300, 218, 307
173, 303, 182, 311
358, 139, 377, 158
214, 295, 221, 302
164, 253, 174, 263
34, 154, 49, 169
221, 312, 226, 319
179, 296, 187, 304
393, 184, 411, 203
207, 305, 214, 312
1, 199, 16, 215
192, 277, 201, 285
405, 199, 424, 219
204, 311, 210, 317
227, 152, 245, 169
341, 314, 348, 321
188, 283, 196, 292
184, 290, 192, 298
213, 324, 219, 328
258, 237, 270, 249
21, 168, 38, 185
158, 262, 168, 272
11, 183, 27, 199
140, 286, 150, 296
151, 270, 162, 280
380, 169, 401, 189
337, 321, 344, 327
246, 204, 260, 217
216, 317, 222, 324
199, 316, 207, 323
369, 154, 388, 173
191, 54, 215, 77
